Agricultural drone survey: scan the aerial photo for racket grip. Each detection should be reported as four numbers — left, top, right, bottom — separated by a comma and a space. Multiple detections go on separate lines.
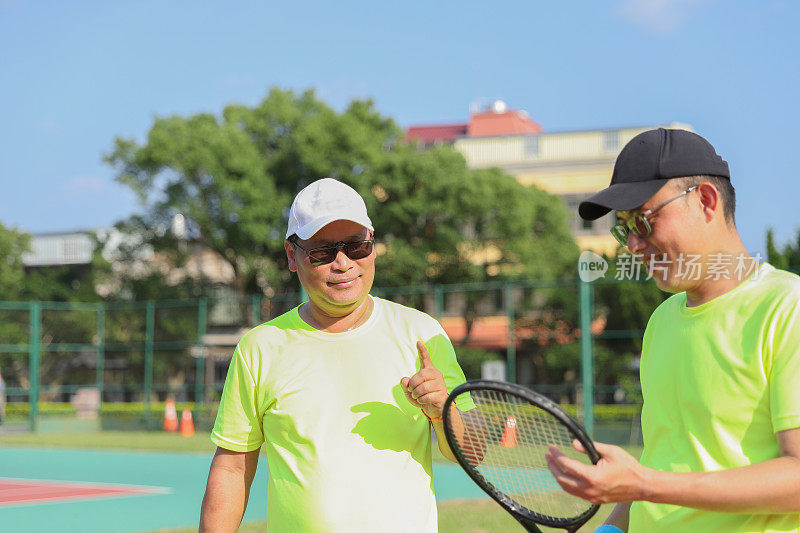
594, 526, 624, 533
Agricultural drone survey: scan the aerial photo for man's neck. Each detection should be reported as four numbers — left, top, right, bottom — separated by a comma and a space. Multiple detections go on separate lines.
301, 296, 374, 333
685, 239, 757, 307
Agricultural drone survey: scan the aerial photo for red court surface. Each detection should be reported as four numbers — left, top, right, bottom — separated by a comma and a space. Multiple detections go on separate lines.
0, 477, 169, 508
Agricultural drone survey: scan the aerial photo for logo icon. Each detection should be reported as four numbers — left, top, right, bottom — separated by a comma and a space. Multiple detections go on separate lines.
578, 250, 608, 282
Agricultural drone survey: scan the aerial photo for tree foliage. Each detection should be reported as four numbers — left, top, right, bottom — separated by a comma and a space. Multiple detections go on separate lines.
0, 221, 29, 301
0, 224, 112, 393
2, 88, 588, 398
766, 228, 800, 272
99, 87, 587, 399
105, 87, 579, 301
513, 245, 670, 400
590, 252, 669, 400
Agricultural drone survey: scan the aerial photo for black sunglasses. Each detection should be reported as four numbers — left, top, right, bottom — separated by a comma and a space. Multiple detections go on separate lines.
290, 236, 375, 266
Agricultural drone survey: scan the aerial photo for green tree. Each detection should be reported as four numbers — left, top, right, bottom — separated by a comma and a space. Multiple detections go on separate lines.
0, 222, 28, 301
0, 223, 30, 367
106, 87, 579, 299
0, 224, 117, 395
105, 87, 583, 398
453, 346, 503, 381
766, 228, 800, 272
591, 252, 669, 400
514, 246, 669, 400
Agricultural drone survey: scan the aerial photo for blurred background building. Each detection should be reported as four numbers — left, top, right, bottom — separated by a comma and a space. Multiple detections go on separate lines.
406, 100, 692, 256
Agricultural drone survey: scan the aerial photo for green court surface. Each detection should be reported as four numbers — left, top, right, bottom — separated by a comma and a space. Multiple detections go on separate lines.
0, 431, 629, 532
0, 446, 488, 532
0, 447, 262, 533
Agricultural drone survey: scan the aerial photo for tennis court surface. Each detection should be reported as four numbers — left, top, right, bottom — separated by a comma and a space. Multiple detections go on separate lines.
0, 446, 486, 532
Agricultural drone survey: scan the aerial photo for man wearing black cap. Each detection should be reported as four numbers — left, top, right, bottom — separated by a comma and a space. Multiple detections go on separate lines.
545, 129, 800, 532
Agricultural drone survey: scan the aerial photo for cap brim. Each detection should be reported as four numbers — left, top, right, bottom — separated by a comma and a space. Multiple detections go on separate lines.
578, 180, 669, 220
291, 215, 375, 240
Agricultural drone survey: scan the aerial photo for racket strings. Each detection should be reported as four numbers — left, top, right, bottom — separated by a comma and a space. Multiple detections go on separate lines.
451, 389, 593, 520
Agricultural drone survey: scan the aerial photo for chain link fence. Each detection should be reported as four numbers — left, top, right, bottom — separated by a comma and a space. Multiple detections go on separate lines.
0, 277, 654, 445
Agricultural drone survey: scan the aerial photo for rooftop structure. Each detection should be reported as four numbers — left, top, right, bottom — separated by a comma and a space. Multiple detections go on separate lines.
407, 100, 691, 255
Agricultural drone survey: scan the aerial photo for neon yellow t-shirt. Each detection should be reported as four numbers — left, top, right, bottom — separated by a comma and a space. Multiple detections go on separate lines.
630, 264, 800, 532
211, 296, 474, 532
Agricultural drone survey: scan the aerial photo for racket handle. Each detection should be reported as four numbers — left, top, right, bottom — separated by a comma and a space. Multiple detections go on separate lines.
594, 526, 624, 533
514, 515, 543, 533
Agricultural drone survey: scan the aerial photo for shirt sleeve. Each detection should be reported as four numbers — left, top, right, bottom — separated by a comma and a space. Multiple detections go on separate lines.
210, 341, 265, 452
423, 330, 476, 412
769, 292, 800, 433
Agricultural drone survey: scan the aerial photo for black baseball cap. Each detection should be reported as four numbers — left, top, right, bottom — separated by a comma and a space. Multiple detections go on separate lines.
578, 128, 730, 220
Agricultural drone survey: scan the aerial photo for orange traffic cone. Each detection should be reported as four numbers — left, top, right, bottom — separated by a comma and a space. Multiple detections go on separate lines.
164, 399, 178, 432
500, 415, 517, 448
180, 408, 195, 437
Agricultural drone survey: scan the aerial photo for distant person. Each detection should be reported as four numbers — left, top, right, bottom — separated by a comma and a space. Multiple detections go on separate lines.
199, 178, 474, 532
546, 128, 800, 532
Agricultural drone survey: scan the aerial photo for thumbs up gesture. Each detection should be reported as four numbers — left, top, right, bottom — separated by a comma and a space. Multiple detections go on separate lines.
401, 341, 447, 421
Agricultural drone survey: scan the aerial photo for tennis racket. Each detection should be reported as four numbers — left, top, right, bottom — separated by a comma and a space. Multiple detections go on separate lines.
442, 379, 600, 533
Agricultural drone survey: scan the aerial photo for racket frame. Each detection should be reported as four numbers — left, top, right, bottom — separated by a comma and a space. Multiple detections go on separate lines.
442, 379, 601, 533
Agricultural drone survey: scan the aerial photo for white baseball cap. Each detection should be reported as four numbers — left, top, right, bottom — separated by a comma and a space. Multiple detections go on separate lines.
285, 178, 374, 240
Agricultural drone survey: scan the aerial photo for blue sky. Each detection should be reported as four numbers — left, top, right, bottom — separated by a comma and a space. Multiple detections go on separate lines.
1, 0, 798, 256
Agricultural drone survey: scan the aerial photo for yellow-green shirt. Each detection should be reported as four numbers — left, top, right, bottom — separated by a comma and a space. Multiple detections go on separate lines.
211, 296, 473, 532
630, 264, 800, 532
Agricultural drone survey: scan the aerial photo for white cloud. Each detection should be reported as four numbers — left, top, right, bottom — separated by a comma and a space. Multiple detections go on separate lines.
619, 0, 711, 34
61, 176, 109, 193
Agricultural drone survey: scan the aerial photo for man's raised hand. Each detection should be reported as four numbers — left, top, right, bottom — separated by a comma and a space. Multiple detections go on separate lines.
401, 340, 448, 420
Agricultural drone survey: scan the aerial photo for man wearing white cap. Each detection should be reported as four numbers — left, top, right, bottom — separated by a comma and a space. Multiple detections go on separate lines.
200, 178, 474, 532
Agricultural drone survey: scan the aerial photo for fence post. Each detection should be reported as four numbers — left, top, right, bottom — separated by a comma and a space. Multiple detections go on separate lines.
579, 279, 594, 438
250, 294, 262, 327
195, 298, 208, 417
29, 301, 41, 432
144, 300, 155, 425
96, 303, 105, 405
505, 283, 516, 383
433, 284, 443, 320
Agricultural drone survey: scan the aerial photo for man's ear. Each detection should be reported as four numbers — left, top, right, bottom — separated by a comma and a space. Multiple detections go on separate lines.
696, 182, 720, 223
285, 240, 297, 272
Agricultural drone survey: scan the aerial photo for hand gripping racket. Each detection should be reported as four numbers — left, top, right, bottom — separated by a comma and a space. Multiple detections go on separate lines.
442, 380, 600, 532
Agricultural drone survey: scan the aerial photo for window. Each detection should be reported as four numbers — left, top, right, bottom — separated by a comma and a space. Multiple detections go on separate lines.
561, 193, 613, 236
63, 239, 81, 261
524, 135, 539, 157
603, 130, 619, 152
60, 235, 92, 263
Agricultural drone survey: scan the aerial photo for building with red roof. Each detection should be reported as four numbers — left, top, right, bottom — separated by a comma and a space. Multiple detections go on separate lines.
406, 100, 690, 256
405, 100, 541, 146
